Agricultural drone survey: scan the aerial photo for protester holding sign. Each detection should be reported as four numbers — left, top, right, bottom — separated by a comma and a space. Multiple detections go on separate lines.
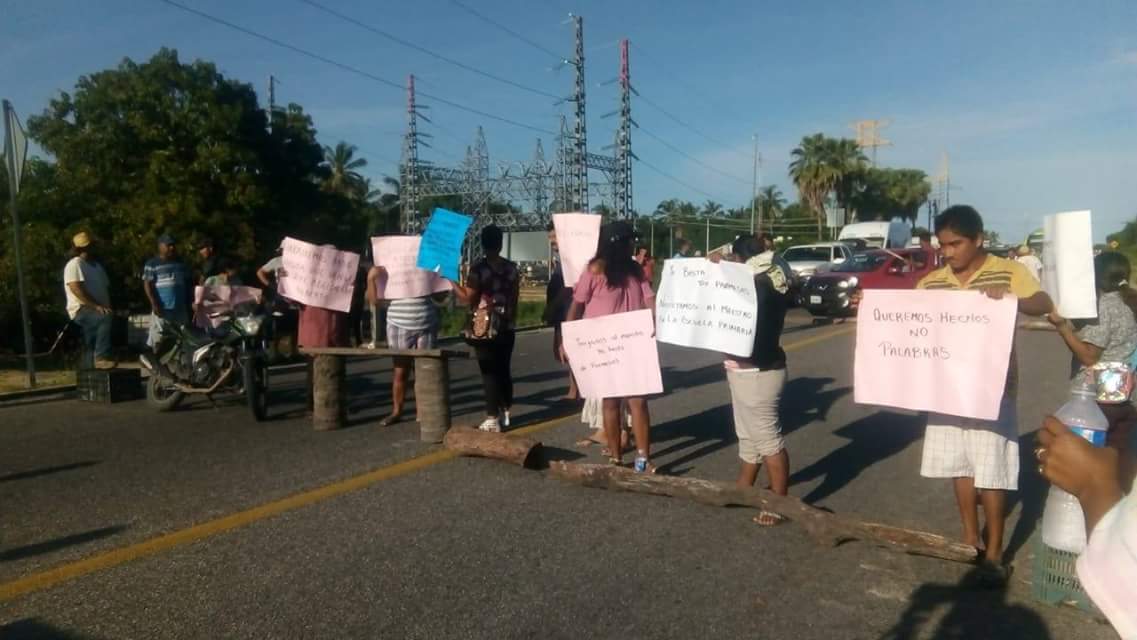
450, 226, 520, 433
566, 221, 657, 472
366, 263, 443, 427
720, 235, 791, 525
1048, 251, 1137, 487
915, 205, 1053, 584
544, 225, 579, 402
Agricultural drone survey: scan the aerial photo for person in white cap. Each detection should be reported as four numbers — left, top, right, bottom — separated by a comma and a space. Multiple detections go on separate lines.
63, 231, 115, 369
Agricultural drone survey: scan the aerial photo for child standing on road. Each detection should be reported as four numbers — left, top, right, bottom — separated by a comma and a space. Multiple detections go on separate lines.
916, 205, 1053, 585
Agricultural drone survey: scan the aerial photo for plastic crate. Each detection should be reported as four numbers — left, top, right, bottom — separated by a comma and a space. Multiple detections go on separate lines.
1031, 538, 1099, 615
77, 368, 142, 403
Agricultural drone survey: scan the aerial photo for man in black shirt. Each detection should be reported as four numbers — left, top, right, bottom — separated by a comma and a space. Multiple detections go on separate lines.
722, 234, 790, 526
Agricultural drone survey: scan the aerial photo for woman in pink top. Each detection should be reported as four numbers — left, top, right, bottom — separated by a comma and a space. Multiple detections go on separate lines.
567, 221, 657, 471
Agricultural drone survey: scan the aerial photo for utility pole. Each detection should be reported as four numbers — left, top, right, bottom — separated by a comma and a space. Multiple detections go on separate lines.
570, 14, 588, 212
750, 135, 757, 234
3, 100, 35, 388
267, 75, 277, 133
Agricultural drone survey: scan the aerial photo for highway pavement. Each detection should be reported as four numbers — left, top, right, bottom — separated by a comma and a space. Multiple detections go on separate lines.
0, 311, 1115, 639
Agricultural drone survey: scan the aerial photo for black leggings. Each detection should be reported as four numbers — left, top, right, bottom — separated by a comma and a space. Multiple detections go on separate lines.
475, 330, 516, 416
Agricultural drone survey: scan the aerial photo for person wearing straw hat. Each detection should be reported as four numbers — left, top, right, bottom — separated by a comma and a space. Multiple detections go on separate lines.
63, 231, 115, 369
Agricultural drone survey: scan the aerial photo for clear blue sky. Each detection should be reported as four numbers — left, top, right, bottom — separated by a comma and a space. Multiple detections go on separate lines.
3, 0, 1135, 242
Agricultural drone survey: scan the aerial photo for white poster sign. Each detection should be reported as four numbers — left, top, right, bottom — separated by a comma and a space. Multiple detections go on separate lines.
655, 258, 757, 356
1042, 210, 1097, 319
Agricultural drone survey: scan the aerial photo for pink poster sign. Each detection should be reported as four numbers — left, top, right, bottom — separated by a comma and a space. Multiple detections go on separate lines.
854, 289, 1018, 421
370, 236, 451, 300
277, 237, 359, 313
553, 213, 601, 289
561, 309, 663, 399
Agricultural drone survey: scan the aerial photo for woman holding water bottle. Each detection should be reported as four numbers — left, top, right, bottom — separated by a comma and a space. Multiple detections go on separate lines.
1047, 251, 1137, 488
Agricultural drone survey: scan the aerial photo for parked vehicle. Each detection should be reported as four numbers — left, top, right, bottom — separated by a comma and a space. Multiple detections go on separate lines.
838, 221, 912, 249
139, 296, 270, 420
781, 242, 856, 279
801, 248, 939, 318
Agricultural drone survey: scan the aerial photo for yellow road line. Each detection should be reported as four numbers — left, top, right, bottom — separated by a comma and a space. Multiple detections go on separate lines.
0, 325, 851, 603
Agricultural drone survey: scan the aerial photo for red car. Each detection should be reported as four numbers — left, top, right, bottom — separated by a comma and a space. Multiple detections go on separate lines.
801, 249, 940, 318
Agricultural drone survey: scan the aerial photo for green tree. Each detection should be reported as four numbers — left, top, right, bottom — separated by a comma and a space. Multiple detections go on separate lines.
755, 185, 787, 221
789, 133, 840, 235
849, 167, 930, 224
702, 200, 724, 217
22, 48, 363, 316
322, 141, 368, 197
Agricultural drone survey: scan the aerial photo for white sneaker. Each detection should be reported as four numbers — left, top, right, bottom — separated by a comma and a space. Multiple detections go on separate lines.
478, 417, 500, 433
502, 410, 511, 429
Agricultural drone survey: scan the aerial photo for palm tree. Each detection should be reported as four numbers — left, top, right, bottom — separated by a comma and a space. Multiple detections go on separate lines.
322, 142, 368, 196
825, 138, 868, 220
654, 198, 681, 218
702, 200, 724, 217
756, 185, 786, 222
789, 134, 840, 235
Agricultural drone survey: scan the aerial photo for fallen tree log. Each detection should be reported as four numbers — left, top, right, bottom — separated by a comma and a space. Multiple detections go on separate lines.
444, 426, 543, 468
549, 462, 977, 564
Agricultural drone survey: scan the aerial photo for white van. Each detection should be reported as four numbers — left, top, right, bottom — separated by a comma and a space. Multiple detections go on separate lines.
838, 221, 912, 249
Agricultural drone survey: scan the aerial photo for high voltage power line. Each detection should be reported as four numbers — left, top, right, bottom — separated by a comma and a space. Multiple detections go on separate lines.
297, 0, 563, 101
635, 157, 735, 204
637, 125, 751, 185
158, 0, 557, 136
448, 0, 566, 62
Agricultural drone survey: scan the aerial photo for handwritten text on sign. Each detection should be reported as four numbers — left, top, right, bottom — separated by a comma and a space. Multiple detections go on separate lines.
277, 237, 359, 313
371, 236, 450, 300
854, 289, 1017, 421
552, 212, 601, 289
655, 258, 757, 356
416, 208, 472, 281
561, 309, 663, 399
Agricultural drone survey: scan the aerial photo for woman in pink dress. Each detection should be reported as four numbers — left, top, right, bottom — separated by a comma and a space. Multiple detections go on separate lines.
566, 221, 657, 472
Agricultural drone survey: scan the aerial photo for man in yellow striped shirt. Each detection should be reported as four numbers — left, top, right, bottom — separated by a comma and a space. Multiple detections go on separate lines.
917, 205, 1053, 586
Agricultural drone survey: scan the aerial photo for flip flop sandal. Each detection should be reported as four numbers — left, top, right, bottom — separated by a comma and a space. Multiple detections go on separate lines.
752, 511, 787, 527
378, 414, 402, 428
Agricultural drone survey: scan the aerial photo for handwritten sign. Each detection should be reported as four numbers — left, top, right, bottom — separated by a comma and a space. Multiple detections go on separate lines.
1042, 210, 1097, 319
553, 213, 601, 289
561, 309, 663, 399
854, 289, 1018, 420
277, 237, 359, 313
655, 258, 757, 356
416, 208, 472, 281
193, 285, 263, 330
371, 236, 451, 299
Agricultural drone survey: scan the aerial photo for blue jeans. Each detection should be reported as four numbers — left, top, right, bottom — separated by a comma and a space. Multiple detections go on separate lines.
73, 308, 112, 364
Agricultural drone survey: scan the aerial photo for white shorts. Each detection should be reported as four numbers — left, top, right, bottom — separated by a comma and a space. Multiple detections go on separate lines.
920, 398, 1019, 490
726, 366, 787, 464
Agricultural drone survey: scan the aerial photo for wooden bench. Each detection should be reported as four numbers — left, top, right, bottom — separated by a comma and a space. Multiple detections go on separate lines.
299, 347, 471, 442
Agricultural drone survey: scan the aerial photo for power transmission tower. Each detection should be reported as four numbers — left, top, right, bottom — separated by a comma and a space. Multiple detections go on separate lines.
570, 14, 588, 211
400, 74, 425, 232
851, 118, 892, 166
612, 38, 636, 219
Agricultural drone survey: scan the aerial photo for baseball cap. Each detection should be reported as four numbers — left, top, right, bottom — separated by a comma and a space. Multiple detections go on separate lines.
72, 232, 91, 248
158, 233, 176, 245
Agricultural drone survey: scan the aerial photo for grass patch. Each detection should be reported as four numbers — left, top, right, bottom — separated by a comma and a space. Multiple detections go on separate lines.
0, 353, 80, 393
439, 301, 546, 338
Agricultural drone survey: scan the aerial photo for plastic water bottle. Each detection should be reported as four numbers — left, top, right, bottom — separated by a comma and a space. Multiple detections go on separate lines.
1040, 380, 1109, 553
634, 450, 649, 473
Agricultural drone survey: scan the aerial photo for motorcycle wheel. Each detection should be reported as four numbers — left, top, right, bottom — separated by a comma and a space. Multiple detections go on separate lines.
244, 358, 268, 422
146, 374, 184, 412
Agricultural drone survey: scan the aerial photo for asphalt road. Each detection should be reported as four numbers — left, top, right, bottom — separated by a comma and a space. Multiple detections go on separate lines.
0, 311, 1116, 639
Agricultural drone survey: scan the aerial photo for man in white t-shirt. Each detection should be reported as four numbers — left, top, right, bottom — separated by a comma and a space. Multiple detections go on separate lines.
63, 232, 115, 369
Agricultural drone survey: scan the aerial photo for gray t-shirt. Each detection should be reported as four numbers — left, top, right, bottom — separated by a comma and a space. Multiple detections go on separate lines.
1077, 291, 1137, 365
